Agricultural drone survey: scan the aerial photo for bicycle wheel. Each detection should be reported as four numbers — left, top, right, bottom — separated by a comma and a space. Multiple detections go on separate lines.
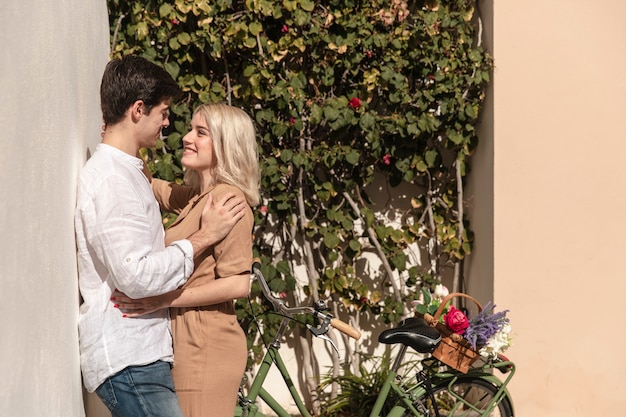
406, 378, 513, 417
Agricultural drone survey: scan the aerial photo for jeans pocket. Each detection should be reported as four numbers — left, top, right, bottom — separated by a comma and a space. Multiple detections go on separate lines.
95, 379, 118, 411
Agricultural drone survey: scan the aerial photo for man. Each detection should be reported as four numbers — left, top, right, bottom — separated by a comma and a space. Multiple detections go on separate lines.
75, 55, 245, 417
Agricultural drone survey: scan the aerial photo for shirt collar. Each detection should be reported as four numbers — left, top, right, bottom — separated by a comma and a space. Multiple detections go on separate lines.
97, 143, 144, 170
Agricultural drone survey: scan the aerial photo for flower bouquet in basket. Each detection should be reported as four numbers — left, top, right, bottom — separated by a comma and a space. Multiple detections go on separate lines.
413, 286, 511, 373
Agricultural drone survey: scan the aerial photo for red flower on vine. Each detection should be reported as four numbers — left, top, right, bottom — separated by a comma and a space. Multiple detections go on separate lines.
281, 25, 289, 33
349, 97, 362, 109
382, 154, 391, 165
289, 117, 295, 125
259, 205, 268, 214
170, 19, 180, 25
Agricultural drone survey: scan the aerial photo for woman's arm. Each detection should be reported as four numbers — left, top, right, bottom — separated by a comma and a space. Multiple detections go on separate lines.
112, 273, 250, 317
152, 178, 197, 214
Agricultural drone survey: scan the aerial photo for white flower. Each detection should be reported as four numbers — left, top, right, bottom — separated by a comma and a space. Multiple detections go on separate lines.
434, 284, 449, 299
479, 323, 512, 359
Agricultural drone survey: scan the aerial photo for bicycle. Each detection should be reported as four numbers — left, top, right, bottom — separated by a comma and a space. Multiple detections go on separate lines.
236, 261, 515, 417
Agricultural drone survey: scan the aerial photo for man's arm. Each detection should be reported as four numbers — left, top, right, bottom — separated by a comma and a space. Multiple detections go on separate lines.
186, 192, 246, 254
82, 175, 195, 299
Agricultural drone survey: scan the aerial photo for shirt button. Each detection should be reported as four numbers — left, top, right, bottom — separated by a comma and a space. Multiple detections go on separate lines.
125, 258, 131, 262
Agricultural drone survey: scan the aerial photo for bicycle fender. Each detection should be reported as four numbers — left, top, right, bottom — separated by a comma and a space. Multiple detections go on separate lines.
472, 375, 515, 416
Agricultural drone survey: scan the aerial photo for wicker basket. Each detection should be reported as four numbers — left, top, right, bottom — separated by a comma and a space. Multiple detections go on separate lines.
418, 292, 483, 373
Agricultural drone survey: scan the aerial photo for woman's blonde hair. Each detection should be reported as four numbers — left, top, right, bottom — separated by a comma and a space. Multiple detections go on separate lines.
184, 103, 260, 206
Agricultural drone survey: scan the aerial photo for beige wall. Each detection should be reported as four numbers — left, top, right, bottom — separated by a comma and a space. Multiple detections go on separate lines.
0, 0, 109, 416
468, 1, 626, 415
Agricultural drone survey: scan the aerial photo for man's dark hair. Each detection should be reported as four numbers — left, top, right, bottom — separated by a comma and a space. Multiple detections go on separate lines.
100, 55, 182, 126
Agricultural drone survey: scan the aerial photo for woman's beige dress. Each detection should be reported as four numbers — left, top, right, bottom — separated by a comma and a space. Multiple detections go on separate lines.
152, 179, 252, 417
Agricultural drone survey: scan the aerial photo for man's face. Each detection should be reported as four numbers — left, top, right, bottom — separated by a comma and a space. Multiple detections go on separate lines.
138, 99, 171, 148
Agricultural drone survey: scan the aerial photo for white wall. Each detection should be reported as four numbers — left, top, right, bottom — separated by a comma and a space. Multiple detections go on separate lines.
0, 1, 109, 416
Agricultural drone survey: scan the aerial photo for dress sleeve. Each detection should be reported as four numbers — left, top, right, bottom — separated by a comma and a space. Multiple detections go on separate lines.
152, 178, 197, 215
212, 185, 254, 278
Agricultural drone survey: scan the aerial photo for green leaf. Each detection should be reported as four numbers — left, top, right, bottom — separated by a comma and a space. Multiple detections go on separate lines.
425, 150, 437, 167
448, 131, 464, 145
292, 152, 306, 167
178, 32, 191, 45
159, 3, 173, 17
283, 0, 297, 11
349, 239, 361, 251
280, 149, 293, 162
244, 36, 257, 48
323, 106, 340, 121
300, 0, 315, 12
310, 104, 323, 125
276, 260, 291, 275
249, 21, 263, 36
166, 132, 182, 149
422, 288, 432, 305
164, 61, 180, 79
169, 37, 181, 50
136, 22, 149, 40
323, 232, 340, 249
391, 251, 406, 270
346, 150, 359, 165
359, 112, 376, 130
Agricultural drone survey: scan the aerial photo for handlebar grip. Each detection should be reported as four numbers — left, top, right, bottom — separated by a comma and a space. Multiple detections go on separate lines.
252, 259, 261, 271
330, 318, 361, 340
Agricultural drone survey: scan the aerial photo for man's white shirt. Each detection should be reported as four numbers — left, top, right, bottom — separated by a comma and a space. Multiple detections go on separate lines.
75, 143, 194, 392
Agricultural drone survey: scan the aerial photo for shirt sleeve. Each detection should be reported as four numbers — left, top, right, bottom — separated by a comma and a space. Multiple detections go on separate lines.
81, 174, 194, 298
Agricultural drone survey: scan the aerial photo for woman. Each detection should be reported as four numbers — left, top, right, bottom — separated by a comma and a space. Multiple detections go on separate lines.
114, 103, 260, 417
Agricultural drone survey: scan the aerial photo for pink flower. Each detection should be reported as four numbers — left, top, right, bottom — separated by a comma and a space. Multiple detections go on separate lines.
170, 19, 180, 25
349, 97, 362, 109
289, 117, 295, 125
259, 205, 268, 214
281, 25, 289, 33
382, 154, 391, 165
444, 306, 469, 334
279, 291, 287, 299
366, 50, 373, 58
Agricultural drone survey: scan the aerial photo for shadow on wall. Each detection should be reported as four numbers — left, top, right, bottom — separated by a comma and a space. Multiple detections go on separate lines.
84, 388, 110, 417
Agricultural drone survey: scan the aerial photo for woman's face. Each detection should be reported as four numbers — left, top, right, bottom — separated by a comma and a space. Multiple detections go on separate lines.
181, 112, 216, 171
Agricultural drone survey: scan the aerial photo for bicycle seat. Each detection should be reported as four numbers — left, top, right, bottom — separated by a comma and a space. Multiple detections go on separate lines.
378, 317, 442, 353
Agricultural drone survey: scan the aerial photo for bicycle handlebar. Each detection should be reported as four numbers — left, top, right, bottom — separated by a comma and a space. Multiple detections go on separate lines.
330, 318, 362, 340
251, 261, 361, 340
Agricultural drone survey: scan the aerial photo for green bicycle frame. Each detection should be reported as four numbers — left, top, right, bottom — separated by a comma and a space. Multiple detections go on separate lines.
369, 369, 429, 417
235, 318, 312, 417
371, 356, 516, 417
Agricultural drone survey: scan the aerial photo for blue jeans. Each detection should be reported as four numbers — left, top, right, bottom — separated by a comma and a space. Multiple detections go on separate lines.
95, 361, 184, 417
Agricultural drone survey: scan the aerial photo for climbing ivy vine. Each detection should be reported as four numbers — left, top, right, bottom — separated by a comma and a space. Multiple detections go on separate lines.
107, 0, 492, 409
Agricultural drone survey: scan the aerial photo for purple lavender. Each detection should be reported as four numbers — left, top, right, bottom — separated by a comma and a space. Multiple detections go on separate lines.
463, 302, 509, 350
